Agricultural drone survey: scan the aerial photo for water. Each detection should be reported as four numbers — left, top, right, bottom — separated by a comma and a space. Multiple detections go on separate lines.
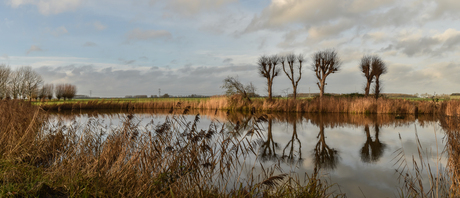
50, 109, 445, 197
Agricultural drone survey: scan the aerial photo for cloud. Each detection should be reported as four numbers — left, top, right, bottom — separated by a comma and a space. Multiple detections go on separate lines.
150, 0, 237, 16
50, 26, 68, 36
118, 58, 136, 65
388, 28, 460, 57
26, 45, 43, 54
222, 58, 233, 63
8, 0, 84, 15
83, 41, 97, 47
125, 28, 172, 42
93, 21, 107, 31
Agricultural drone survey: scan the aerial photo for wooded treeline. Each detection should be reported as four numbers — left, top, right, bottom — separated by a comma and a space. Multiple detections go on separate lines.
0, 65, 77, 100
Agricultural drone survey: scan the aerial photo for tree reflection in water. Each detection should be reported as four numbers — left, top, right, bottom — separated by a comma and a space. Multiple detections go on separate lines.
360, 123, 386, 163
259, 118, 279, 162
312, 115, 340, 170
282, 120, 302, 164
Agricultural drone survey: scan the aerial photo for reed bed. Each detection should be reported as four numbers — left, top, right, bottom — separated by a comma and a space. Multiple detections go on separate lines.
0, 100, 343, 197
39, 96, 460, 116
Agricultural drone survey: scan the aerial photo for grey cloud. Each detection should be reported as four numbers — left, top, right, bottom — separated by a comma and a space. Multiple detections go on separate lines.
139, 56, 148, 61
387, 30, 460, 57
83, 42, 97, 47
26, 45, 43, 54
222, 58, 233, 63
118, 58, 136, 65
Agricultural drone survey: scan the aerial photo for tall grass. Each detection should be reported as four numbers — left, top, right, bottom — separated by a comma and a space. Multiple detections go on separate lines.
39, 96, 460, 116
0, 100, 344, 197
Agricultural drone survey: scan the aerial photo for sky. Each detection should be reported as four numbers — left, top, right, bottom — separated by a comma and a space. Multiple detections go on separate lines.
1, 0, 460, 97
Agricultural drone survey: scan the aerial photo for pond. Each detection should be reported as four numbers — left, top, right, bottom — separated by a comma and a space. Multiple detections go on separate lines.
49, 109, 445, 197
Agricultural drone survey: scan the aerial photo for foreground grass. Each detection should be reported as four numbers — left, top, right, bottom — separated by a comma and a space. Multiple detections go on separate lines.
0, 100, 344, 197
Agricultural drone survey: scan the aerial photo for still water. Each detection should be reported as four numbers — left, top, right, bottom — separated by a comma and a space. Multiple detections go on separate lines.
50, 109, 445, 197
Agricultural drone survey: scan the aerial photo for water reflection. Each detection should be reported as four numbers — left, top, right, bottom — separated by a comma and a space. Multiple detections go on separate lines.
312, 115, 340, 170
360, 124, 386, 163
48, 109, 444, 197
281, 120, 302, 164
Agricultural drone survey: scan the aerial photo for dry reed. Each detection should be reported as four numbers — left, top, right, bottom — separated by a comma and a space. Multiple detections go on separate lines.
0, 100, 344, 197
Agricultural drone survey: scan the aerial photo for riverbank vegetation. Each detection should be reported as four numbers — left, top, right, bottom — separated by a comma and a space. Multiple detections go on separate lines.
37, 96, 460, 116
0, 100, 345, 197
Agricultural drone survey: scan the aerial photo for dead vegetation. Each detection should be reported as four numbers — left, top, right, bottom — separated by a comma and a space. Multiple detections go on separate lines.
0, 100, 344, 197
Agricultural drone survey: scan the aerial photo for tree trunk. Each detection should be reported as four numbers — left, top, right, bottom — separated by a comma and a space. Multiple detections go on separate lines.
365, 80, 371, 97
320, 79, 326, 98
268, 80, 272, 101
375, 76, 380, 99
293, 85, 297, 100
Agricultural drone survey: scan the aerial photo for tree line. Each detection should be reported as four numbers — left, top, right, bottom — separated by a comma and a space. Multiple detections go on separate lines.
0, 65, 77, 100
223, 49, 388, 101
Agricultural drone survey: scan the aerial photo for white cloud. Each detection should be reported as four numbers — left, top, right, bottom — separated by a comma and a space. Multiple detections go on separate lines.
125, 28, 172, 42
26, 45, 43, 54
93, 21, 107, 31
8, 0, 84, 15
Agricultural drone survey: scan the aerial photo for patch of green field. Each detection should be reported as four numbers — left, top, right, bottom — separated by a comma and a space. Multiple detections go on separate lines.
32, 97, 210, 105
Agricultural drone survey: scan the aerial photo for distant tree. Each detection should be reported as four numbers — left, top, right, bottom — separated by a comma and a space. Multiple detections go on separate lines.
258, 55, 281, 101
312, 49, 342, 98
371, 56, 387, 99
44, 84, 54, 100
0, 64, 11, 99
281, 53, 304, 99
221, 76, 256, 103
55, 84, 65, 100
162, 93, 170, 98
9, 69, 24, 99
62, 84, 77, 100
20, 66, 43, 101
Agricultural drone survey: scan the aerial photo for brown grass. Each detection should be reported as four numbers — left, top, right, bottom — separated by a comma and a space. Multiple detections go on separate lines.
39, 96, 460, 116
0, 100, 344, 197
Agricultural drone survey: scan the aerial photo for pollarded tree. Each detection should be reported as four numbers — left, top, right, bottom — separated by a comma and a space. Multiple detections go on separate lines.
55, 84, 65, 100
360, 55, 373, 97
312, 49, 342, 98
371, 56, 387, 99
258, 55, 281, 101
281, 53, 304, 99
63, 84, 77, 100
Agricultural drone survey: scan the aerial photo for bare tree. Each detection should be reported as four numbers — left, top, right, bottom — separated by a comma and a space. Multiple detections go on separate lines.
62, 84, 77, 100
20, 66, 43, 101
371, 56, 387, 99
281, 53, 304, 99
0, 64, 11, 99
45, 84, 54, 100
9, 69, 24, 99
312, 49, 342, 98
55, 84, 65, 100
221, 76, 255, 103
39, 84, 54, 100
258, 55, 280, 101
360, 55, 374, 97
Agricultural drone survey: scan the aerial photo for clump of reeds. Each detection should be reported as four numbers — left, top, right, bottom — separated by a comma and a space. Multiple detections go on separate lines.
38, 96, 460, 116
0, 99, 343, 197
393, 118, 460, 197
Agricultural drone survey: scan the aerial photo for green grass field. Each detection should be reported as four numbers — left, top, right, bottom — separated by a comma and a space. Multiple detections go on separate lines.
32, 97, 210, 105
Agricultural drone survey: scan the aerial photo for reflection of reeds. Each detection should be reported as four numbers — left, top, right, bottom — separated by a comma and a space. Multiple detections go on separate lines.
394, 116, 460, 197
40, 96, 460, 116
0, 100, 344, 197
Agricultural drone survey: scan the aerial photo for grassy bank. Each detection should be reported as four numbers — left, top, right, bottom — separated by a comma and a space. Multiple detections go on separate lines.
0, 100, 344, 197
37, 96, 460, 116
